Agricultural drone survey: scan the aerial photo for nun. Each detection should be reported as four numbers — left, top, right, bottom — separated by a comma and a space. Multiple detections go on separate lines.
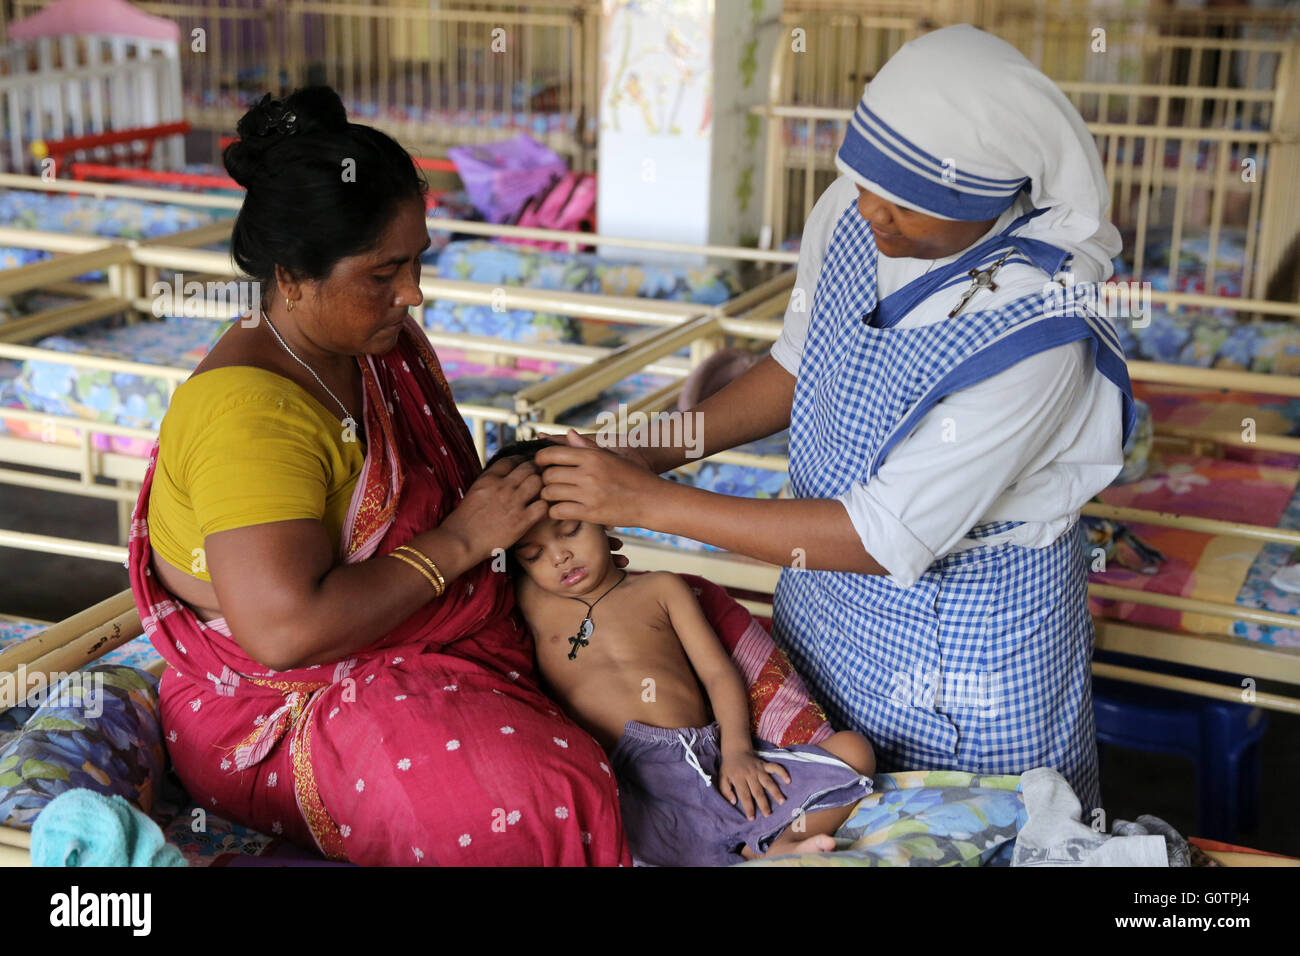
535, 24, 1137, 813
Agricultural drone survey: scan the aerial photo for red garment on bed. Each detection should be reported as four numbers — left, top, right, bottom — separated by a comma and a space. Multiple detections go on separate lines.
127, 316, 630, 866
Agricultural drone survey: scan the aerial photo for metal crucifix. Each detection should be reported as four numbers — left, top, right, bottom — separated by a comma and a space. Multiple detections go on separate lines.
948, 249, 1014, 318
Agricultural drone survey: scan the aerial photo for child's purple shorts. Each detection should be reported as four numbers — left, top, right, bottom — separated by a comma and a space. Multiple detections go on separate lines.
610, 719, 872, 866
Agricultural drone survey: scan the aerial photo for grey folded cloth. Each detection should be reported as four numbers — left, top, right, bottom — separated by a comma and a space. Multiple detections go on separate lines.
1012, 768, 1189, 867
1113, 815, 1191, 867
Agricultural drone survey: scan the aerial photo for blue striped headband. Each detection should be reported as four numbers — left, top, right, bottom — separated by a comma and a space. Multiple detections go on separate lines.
836, 98, 1029, 221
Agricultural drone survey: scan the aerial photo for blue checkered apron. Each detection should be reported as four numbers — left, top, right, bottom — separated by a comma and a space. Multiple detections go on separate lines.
772, 202, 1137, 813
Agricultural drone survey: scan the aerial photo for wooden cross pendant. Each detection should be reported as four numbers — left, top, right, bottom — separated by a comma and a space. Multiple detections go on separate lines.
948, 250, 1013, 318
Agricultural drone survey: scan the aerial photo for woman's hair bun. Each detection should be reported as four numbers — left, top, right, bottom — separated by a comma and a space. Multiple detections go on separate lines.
224, 86, 349, 187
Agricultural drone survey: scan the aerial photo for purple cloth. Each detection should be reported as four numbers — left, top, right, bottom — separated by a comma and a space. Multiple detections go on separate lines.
611, 719, 872, 866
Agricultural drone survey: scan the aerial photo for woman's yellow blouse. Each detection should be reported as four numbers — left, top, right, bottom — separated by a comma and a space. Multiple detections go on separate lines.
148, 367, 365, 581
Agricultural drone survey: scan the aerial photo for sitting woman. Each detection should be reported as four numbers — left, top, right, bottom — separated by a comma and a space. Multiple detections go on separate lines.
128, 87, 629, 866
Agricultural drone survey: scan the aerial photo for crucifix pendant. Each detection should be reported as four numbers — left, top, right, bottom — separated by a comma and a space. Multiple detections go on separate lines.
567, 618, 594, 660
948, 250, 1013, 318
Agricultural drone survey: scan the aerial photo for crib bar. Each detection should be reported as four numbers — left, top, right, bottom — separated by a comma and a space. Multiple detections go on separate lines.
0, 405, 157, 442
0, 173, 241, 210
717, 315, 785, 338
1142, 291, 1300, 319
1154, 427, 1300, 458
420, 277, 701, 325
0, 459, 140, 502
0, 342, 190, 383
0, 827, 31, 851
0, 246, 132, 296
0, 526, 129, 560
0, 225, 114, 254
516, 315, 720, 422
1083, 503, 1300, 546
1095, 618, 1300, 688
0, 589, 134, 676
426, 217, 800, 266
1091, 662, 1300, 717
1090, 584, 1300, 632
20, 607, 144, 680
0, 296, 132, 343
1129, 360, 1300, 396
138, 220, 236, 250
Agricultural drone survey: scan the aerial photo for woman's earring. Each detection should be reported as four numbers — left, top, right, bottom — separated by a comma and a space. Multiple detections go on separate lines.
286, 297, 294, 313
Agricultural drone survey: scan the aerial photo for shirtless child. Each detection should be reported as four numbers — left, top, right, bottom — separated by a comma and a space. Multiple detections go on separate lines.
488, 440, 875, 866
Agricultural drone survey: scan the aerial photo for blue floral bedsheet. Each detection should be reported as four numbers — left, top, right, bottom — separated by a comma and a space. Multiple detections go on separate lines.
740, 770, 1026, 867
0, 188, 235, 280
7, 315, 233, 433
426, 240, 742, 346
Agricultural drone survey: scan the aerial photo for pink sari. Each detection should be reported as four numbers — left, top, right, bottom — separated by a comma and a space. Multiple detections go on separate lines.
128, 316, 630, 866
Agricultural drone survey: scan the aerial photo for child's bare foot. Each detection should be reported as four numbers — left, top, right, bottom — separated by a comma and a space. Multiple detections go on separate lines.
777, 833, 836, 855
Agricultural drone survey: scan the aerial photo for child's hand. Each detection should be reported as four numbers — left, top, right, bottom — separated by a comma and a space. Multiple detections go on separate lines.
718, 749, 791, 821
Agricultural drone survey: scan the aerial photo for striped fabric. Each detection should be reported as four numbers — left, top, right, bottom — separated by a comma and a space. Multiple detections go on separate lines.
678, 573, 834, 749
836, 99, 1028, 221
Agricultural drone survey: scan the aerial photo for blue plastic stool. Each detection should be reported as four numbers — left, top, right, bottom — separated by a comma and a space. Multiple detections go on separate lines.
1092, 677, 1268, 843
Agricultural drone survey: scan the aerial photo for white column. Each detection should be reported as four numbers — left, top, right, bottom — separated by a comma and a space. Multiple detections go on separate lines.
597, 0, 781, 260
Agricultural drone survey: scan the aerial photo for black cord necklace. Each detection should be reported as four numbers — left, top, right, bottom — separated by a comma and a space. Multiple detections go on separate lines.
566, 570, 628, 660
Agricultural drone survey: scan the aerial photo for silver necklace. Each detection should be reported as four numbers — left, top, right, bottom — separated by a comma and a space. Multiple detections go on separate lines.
260, 309, 356, 425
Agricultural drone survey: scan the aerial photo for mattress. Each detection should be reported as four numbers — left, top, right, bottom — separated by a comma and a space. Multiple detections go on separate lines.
0, 315, 233, 455
1090, 445, 1300, 647
0, 188, 235, 273
1111, 227, 1250, 300
1115, 302, 1300, 374
427, 239, 743, 348
779, 221, 1252, 302
0, 320, 672, 461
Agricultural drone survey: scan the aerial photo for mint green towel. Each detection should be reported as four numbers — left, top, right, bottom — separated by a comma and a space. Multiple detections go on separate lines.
31, 789, 186, 867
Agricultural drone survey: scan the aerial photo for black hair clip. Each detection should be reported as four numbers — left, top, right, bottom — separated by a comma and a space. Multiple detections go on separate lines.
251, 95, 298, 137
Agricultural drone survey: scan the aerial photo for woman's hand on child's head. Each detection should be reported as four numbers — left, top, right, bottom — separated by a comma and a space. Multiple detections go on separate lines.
535, 430, 659, 528
442, 455, 548, 564
718, 749, 791, 821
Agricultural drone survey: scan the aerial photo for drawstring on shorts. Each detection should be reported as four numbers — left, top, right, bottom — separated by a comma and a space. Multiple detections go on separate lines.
677, 730, 713, 787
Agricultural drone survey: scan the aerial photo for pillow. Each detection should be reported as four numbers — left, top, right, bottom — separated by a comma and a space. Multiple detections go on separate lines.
677, 572, 833, 748
0, 666, 165, 830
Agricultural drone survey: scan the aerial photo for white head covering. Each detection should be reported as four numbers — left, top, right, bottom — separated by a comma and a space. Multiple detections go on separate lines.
834, 24, 1120, 282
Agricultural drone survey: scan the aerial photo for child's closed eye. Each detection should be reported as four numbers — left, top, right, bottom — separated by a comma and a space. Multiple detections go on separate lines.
562, 521, 582, 537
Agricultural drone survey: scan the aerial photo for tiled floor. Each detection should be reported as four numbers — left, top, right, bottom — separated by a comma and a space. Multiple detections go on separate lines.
1, 481, 1297, 858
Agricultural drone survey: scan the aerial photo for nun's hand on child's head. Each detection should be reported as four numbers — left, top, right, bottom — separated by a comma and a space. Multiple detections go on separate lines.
536, 430, 657, 473
534, 430, 658, 528
607, 533, 630, 570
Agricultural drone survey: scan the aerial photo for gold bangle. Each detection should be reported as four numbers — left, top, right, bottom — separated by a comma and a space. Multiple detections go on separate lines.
394, 544, 446, 595
387, 551, 443, 598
